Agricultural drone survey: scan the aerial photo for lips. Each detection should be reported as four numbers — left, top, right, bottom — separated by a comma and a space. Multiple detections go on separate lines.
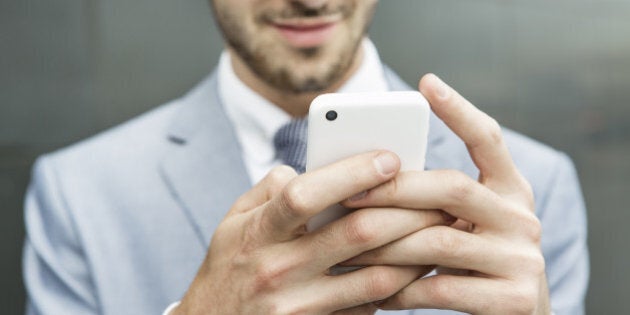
270, 16, 342, 48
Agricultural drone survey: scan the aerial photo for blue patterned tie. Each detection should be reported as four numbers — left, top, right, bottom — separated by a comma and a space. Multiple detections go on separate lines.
273, 119, 308, 173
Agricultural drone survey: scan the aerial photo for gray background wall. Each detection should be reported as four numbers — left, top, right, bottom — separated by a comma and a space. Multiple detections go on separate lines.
1, 0, 628, 313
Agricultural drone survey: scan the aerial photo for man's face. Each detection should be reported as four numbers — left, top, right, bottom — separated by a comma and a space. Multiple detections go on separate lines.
212, 0, 378, 93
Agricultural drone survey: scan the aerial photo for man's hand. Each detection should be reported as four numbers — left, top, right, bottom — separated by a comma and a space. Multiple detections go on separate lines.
341, 74, 551, 314
173, 151, 454, 315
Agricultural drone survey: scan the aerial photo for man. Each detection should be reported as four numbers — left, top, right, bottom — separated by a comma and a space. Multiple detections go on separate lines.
23, 0, 588, 314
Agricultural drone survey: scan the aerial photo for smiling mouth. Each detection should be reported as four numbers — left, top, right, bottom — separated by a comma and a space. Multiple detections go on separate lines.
270, 15, 343, 48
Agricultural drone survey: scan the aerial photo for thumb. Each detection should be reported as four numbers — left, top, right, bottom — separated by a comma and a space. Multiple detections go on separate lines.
227, 165, 297, 216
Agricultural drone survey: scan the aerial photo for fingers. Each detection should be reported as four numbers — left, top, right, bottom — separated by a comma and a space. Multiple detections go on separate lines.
294, 208, 454, 270
318, 265, 430, 313
330, 304, 378, 315
340, 226, 518, 276
379, 275, 498, 314
345, 170, 531, 230
378, 274, 512, 314
419, 74, 523, 194
260, 150, 400, 241
227, 165, 297, 216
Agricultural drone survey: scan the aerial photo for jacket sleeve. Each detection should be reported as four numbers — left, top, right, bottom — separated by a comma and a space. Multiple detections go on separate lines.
539, 153, 589, 315
23, 156, 99, 315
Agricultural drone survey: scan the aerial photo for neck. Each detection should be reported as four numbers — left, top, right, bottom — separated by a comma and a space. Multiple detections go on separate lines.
228, 47, 364, 118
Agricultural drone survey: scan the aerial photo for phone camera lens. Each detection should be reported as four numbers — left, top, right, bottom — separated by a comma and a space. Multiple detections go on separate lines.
325, 110, 337, 121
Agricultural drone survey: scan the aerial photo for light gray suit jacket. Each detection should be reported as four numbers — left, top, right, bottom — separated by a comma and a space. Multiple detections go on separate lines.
23, 68, 588, 315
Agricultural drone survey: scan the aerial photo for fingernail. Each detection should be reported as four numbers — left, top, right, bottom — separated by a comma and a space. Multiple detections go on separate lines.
374, 152, 398, 176
347, 190, 368, 202
433, 75, 449, 99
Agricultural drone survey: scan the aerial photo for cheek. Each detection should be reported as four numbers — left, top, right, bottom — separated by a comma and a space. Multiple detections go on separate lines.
215, 0, 256, 26
352, 0, 378, 28
214, 1, 262, 45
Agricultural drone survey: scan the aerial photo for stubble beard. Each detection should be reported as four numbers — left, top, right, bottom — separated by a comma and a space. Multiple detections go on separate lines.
215, 2, 375, 94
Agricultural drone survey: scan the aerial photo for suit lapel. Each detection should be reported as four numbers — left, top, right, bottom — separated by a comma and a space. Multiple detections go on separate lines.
159, 73, 251, 247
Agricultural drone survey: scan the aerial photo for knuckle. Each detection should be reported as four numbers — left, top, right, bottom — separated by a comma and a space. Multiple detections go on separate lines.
430, 228, 460, 258
230, 195, 249, 213
520, 212, 542, 243
426, 277, 455, 307
252, 259, 294, 292
518, 175, 535, 207
520, 175, 534, 198
484, 116, 503, 145
281, 181, 311, 218
365, 269, 398, 299
344, 212, 378, 245
508, 245, 545, 275
507, 285, 538, 315
523, 251, 546, 276
443, 170, 474, 205
531, 256, 546, 278
267, 165, 297, 187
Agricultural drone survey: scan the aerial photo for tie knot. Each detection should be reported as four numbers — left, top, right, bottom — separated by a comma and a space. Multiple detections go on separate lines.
273, 119, 308, 173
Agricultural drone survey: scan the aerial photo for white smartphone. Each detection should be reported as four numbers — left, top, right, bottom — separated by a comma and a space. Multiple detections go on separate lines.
306, 91, 430, 232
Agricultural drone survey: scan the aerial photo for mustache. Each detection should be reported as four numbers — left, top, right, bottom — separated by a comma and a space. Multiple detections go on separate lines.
258, 2, 355, 22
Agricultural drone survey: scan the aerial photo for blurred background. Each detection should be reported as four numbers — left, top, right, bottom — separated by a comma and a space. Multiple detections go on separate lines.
1, 0, 628, 313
